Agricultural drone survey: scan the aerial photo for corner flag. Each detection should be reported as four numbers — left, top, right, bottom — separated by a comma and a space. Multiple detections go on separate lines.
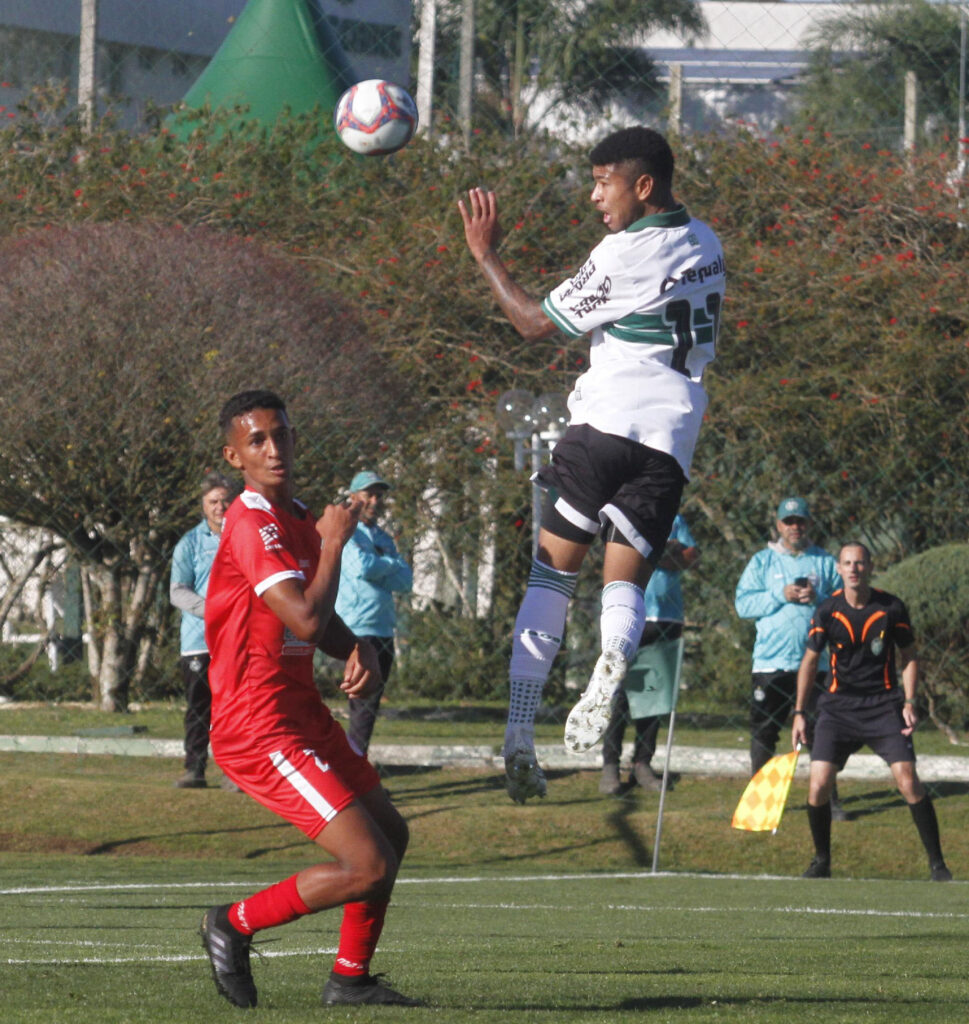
731, 748, 800, 833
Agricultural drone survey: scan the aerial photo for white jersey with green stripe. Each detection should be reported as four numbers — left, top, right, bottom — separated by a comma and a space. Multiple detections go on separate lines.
541, 205, 725, 478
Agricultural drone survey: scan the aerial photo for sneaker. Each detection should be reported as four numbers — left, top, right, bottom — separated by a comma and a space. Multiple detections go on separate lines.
175, 770, 207, 789
564, 650, 627, 753
830, 797, 849, 822
504, 747, 547, 804
220, 776, 242, 793
322, 973, 422, 1006
802, 856, 831, 879
632, 762, 663, 792
930, 862, 953, 882
599, 763, 622, 796
200, 905, 257, 1008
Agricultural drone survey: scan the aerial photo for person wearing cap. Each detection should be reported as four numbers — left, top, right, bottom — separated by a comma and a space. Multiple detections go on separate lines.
735, 496, 841, 778
335, 471, 413, 755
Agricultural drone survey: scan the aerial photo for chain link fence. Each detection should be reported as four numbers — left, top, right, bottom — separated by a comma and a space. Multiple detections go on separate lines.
0, 0, 967, 764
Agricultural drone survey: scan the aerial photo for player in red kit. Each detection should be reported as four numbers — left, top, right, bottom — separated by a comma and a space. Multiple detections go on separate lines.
199, 389, 419, 1008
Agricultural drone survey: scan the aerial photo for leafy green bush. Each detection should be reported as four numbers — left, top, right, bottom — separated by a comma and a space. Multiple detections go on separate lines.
875, 544, 969, 738
0, 95, 966, 726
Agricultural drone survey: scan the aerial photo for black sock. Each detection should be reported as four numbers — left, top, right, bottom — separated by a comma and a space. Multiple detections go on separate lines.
909, 796, 945, 865
806, 802, 832, 861
329, 971, 371, 987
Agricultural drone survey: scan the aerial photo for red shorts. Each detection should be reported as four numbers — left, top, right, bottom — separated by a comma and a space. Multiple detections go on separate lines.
216, 716, 381, 839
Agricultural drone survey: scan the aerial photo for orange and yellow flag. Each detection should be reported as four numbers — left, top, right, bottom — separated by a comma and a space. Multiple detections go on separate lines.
731, 749, 800, 833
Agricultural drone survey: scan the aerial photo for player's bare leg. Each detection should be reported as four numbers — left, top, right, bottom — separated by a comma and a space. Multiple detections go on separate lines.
202, 795, 418, 1008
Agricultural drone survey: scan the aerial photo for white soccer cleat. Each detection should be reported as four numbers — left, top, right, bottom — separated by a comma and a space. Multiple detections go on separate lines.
504, 747, 547, 804
564, 650, 628, 753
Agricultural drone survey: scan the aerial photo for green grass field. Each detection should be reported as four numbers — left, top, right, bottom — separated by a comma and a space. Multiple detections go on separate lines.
2, 747, 969, 1022
3, 862, 966, 1023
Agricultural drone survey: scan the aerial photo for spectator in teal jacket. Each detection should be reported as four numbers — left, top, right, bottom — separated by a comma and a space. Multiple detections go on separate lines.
170, 471, 231, 788
735, 496, 840, 776
335, 471, 413, 755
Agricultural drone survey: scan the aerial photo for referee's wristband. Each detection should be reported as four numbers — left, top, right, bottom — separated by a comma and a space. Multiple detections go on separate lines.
792, 709, 806, 716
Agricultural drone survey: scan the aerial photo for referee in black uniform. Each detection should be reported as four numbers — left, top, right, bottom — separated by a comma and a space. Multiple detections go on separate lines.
792, 542, 951, 881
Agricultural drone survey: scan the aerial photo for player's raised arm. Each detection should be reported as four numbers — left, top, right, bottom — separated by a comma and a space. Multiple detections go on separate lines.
458, 187, 558, 342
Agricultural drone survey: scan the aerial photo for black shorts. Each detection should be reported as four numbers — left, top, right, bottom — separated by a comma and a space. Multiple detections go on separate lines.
534, 423, 685, 561
810, 691, 915, 769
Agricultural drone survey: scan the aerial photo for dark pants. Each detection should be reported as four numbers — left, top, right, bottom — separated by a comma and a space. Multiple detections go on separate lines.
347, 635, 395, 756
180, 654, 211, 775
602, 622, 680, 769
750, 669, 824, 775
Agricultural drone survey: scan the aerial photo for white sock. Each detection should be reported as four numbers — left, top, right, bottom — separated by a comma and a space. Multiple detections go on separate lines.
599, 581, 645, 661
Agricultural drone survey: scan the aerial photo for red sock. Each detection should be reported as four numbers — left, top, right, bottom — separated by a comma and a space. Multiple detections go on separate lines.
228, 874, 311, 935
332, 900, 389, 977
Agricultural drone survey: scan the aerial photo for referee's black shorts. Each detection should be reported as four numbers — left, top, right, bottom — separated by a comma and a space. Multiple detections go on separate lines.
810, 690, 915, 768
534, 423, 685, 562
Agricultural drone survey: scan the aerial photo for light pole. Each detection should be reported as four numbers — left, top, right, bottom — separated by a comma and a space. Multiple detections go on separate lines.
495, 389, 569, 558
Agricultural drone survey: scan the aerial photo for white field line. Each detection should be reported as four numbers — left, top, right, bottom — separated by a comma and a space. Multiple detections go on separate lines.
5, 946, 339, 965
2, 867, 964, 896
4, 871, 968, 965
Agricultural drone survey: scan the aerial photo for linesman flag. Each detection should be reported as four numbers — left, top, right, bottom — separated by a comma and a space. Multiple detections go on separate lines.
731, 748, 801, 833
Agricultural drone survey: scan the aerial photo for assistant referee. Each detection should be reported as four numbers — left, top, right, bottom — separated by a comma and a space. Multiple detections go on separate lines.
792, 542, 951, 881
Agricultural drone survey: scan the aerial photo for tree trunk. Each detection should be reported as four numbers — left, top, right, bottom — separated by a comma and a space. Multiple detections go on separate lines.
87, 560, 163, 711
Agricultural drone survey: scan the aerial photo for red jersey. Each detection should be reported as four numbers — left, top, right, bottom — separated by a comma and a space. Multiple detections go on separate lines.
205, 489, 332, 759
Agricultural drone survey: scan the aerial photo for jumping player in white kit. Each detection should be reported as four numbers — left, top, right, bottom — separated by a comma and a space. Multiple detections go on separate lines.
459, 126, 726, 803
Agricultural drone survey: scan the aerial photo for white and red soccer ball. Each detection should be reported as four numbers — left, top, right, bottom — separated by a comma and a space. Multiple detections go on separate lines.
334, 79, 418, 156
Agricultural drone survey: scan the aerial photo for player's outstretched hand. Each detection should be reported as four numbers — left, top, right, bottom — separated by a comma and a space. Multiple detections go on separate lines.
316, 500, 360, 549
458, 187, 501, 261
341, 639, 381, 697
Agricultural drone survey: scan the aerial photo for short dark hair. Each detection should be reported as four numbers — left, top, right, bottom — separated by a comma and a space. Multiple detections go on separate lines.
201, 470, 231, 496
589, 127, 674, 189
218, 389, 287, 438
839, 541, 872, 563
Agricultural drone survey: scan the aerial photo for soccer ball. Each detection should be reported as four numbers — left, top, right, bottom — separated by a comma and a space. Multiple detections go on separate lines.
333, 80, 418, 156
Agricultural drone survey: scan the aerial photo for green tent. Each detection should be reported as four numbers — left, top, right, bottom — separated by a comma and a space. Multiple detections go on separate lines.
170, 0, 356, 138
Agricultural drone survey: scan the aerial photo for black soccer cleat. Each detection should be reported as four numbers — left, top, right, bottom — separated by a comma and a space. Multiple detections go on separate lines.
200, 904, 257, 1008
930, 862, 953, 882
322, 973, 422, 1006
802, 856, 831, 879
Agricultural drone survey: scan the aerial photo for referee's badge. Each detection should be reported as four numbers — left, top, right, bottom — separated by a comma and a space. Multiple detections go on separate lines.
870, 636, 884, 656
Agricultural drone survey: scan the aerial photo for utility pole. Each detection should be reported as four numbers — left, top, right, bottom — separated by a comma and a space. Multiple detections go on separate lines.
458, 0, 475, 145
416, 0, 437, 137
903, 69, 917, 167
958, 7, 967, 185
78, 0, 99, 132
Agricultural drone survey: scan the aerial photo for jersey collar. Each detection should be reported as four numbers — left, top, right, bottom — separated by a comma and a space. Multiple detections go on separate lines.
625, 204, 689, 233
240, 489, 307, 517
